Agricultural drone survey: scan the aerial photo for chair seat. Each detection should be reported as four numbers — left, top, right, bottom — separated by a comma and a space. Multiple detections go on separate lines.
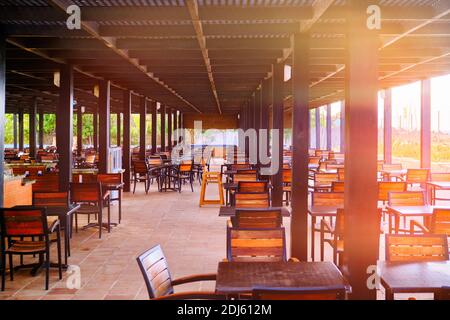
7, 240, 46, 254
77, 204, 101, 214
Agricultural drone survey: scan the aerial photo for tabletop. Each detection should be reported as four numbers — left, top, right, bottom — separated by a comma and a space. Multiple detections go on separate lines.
380, 169, 407, 176
216, 262, 349, 295
427, 181, 450, 189
379, 260, 450, 294
386, 205, 435, 216
219, 206, 291, 217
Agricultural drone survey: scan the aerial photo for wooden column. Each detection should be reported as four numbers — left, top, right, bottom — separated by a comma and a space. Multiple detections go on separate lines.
168, 108, 172, 151
160, 104, 166, 152
150, 101, 157, 154
326, 104, 332, 151
343, 0, 380, 300
13, 113, 18, 149
139, 97, 147, 160
291, 33, 310, 261
315, 107, 320, 149
173, 109, 178, 146
93, 111, 98, 151
56, 65, 74, 192
77, 106, 82, 156
261, 78, 271, 155
29, 98, 37, 158
384, 89, 392, 164
340, 101, 345, 153
117, 113, 121, 147
271, 63, 284, 207
18, 108, 24, 151
255, 88, 261, 165
178, 112, 182, 131
421, 79, 431, 169
0, 35, 5, 206
123, 90, 132, 192
98, 80, 111, 174
38, 110, 44, 149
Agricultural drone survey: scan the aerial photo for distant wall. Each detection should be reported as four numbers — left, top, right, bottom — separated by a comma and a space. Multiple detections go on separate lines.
183, 113, 238, 129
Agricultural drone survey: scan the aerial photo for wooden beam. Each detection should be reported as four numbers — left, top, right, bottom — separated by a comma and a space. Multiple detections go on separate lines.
421, 79, 431, 169
326, 103, 331, 150
123, 90, 131, 192
340, 101, 345, 153
168, 108, 172, 151
56, 65, 73, 191
13, 113, 18, 149
139, 97, 147, 160
291, 33, 310, 261
186, 0, 222, 114
29, 98, 37, 158
18, 107, 24, 151
93, 110, 98, 151
343, 0, 380, 300
98, 80, 111, 174
315, 107, 320, 149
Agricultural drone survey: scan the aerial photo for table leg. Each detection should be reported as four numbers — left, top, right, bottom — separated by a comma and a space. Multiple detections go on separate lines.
118, 189, 122, 224
311, 216, 316, 261
394, 214, 400, 234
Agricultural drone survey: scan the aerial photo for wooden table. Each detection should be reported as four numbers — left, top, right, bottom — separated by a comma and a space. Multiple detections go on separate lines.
386, 205, 435, 234
379, 261, 450, 300
427, 181, 450, 204
219, 206, 291, 217
308, 205, 342, 261
215, 262, 349, 298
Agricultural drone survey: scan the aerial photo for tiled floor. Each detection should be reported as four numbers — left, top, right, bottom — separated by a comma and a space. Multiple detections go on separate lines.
0, 176, 444, 300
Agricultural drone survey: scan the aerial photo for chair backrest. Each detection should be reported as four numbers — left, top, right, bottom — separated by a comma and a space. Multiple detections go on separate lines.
431, 208, 450, 235
382, 163, 403, 171
235, 192, 270, 208
234, 173, 257, 183
332, 181, 345, 193
0, 207, 48, 237
33, 192, 69, 207
385, 234, 449, 262
32, 173, 59, 193
388, 191, 425, 206
179, 161, 193, 172
431, 172, 450, 182
70, 182, 102, 203
97, 173, 122, 184
334, 209, 345, 238
136, 245, 174, 299
148, 158, 162, 167
237, 181, 268, 193
406, 169, 430, 183
309, 156, 321, 165
72, 173, 98, 183
378, 182, 407, 202
252, 287, 342, 300
133, 160, 149, 175
234, 209, 282, 228
283, 168, 292, 184
315, 150, 330, 158
227, 227, 286, 262
311, 192, 344, 207
315, 172, 339, 184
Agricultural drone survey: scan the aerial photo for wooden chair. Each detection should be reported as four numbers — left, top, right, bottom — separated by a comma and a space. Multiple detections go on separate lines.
311, 192, 345, 207
233, 173, 257, 183
226, 227, 287, 262
313, 173, 339, 192
0, 207, 62, 291
282, 168, 292, 205
230, 164, 251, 171
231, 208, 282, 229
31, 173, 59, 193
235, 192, 270, 208
381, 163, 404, 181
385, 234, 449, 262
388, 191, 425, 206
404, 168, 430, 190
72, 172, 98, 183
70, 182, 110, 238
378, 181, 407, 220
175, 161, 194, 192
309, 156, 321, 165
136, 245, 222, 300
252, 287, 344, 300
132, 160, 150, 194
337, 168, 345, 181
97, 173, 124, 224
320, 209, 344, 265
331, 181, 345, 192
410, 208, 450, 238
237, 181, 268, 193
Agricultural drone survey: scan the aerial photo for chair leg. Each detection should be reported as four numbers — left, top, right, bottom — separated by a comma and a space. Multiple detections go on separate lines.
118, 190, 122, 224
57, 230, 62, 280
9, 254, 13, 281
1, 252, 5, 291
98, 210, 102, 239
75, 213, 78, 233
133, 176, 137, 194
45, 250, 50, 290
107, 200, 111, 233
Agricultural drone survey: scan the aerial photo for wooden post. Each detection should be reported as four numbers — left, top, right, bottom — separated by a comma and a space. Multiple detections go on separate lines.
326, 104, 332, 151
261, 78, 271, 155
29, 98, 37, 158
271, 63, 284, 207
150, 101, 157, 154
98, 80, 111, 174
168, 108, 172, 151
291, 33, 310, 261
123, 90, 131, 192
117, 112, 121, 147
255, 88, 261, 165
77, 105, 82, 156
13, 113, 18, 149
139, 97, 147, 160
56, 65, 74, 192
315, 107, 320, 149
93, 111, 98, 151
160, 104, 166, 152
343, 0, 380, 300
18, 108, 24, 151
421, 79, 431, 169
179, 112, 182, 131
340, 101, 345, 153
173, 109, 178, 145
0, 35, 5, 206
38, 110, 44, 149
384, 89, 392, 164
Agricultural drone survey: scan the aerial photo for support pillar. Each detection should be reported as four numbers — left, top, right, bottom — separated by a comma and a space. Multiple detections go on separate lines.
29, 98, 37, 158
98, 80, 111, 174
168, 108, 172, 151
18, 108, 24, 151
326, 104, 332, 151
139, 97, 147, 160
160, 104, 166, 152
384, 89, 392, 164
150, 101, 157, 154
77, 106, 82, 156
421, 79, 431, 169
39, 110, 44, 149
315, 107, 320, 149
123, 90, 131, 192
